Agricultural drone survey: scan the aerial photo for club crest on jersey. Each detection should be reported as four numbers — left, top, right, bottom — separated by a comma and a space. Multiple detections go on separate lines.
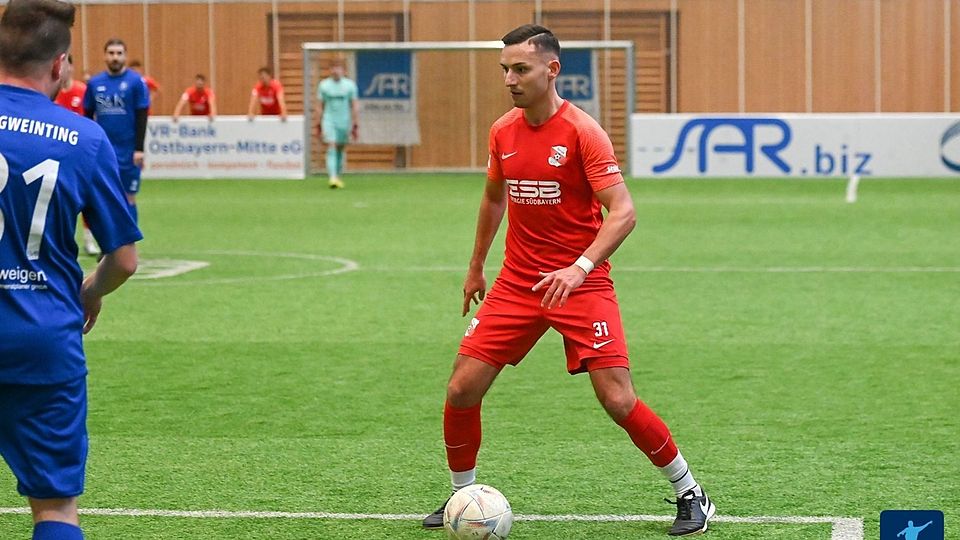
548, 145, 568, 167
465, 317, 480, 337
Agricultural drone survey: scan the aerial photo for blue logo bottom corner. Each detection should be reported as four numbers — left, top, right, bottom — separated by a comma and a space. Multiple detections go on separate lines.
880, 510, 944, 540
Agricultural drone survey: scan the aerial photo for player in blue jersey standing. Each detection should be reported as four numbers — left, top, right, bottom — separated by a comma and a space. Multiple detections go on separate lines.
83, 38, 150, 223
0, 1, 142, 539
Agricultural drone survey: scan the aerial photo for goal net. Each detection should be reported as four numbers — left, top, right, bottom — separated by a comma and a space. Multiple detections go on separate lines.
301, 41, 635, 176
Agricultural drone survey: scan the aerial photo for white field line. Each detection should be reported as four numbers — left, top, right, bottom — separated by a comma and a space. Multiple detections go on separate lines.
131, 259, 210, 280
0, 507, 864, 540
370, 265, 960, 274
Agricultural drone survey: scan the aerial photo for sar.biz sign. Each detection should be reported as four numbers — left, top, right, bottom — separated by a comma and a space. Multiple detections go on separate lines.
630, 113, 960, 178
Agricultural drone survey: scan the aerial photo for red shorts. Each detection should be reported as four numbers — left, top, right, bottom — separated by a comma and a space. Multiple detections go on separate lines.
459, 279, 630, 374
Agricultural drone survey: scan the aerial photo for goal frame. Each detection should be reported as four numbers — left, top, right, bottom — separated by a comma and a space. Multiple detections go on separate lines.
301, 40, 635, 177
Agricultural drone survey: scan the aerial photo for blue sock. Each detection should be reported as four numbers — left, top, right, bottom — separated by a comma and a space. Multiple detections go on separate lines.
128, 203, 138, 224
336, 149, 345, 175
326, 147, 338, 178
33, 521, 84, 540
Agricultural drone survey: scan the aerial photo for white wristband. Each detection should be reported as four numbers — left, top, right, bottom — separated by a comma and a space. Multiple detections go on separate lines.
574, 255, 595, 274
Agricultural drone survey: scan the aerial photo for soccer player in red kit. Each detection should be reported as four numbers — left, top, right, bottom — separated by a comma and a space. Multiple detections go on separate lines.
172, 74, 216, 121
421, 24, 715, 537
54, 54, 85, 114
128, 60, 159, 100
247, 67, 287, 121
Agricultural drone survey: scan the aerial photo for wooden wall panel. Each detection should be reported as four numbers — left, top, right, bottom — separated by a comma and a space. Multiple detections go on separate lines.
213, 3, 271, 115
954, 0, 960, 112
880, 0, 944, 112
811, 0, 875, 112
474, 3, 532, 167
744, 0, 805, 112
147, 4, 210, 116
409, 2, 471, 168
83, 5, 145, 82
677, 0, 739, 112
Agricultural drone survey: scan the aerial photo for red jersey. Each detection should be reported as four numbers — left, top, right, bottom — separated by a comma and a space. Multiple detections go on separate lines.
142, 75, 159, 93
55, 80, 86, 115
182, 86, 215, 115
487, 101, 624, 287
252, 79, 284, 115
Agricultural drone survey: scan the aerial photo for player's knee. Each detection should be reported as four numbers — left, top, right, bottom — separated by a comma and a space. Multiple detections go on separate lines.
446, 379, 482, 408
597, 390, 636, 423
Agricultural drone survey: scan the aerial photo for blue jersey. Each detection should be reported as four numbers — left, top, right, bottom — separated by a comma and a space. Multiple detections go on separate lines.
0, 84, 142, 384
83, 69, 149, 170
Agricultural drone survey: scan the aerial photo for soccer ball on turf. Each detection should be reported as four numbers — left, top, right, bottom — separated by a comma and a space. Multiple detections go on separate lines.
443, 484, 513, 539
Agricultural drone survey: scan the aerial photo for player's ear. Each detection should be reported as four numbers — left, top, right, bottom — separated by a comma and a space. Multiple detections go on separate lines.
52, 53, 66, 84
546, 58, 561, 81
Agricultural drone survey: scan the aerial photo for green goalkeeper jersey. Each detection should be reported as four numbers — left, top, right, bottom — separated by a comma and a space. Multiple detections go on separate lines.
317, 76, 358, 125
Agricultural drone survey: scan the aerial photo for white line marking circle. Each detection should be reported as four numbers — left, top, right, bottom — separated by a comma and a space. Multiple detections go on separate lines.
133, 250, 359, 286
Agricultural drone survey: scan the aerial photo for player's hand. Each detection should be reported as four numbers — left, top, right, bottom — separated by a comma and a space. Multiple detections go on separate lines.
133, 151, 144, 168
172, 116, 179, 123
462, 267, 487, 316
351, 123, 359, 141
281, 115, 288, 122
79, 282, 102, 334
532, 265, 587, 309
247, 115, 255, 122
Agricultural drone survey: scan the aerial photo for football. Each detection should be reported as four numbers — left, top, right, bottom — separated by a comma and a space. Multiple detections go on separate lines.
443, 484, 513, 539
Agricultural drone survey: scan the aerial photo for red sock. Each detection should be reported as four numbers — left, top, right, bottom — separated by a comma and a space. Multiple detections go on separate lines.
616, 399, 679, 467
443, 401, 482, 472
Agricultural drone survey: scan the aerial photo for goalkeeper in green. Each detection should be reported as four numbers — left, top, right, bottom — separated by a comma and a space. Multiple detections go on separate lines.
315, 59, 359, 189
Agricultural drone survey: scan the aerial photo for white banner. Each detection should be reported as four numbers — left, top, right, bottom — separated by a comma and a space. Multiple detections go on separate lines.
354, 50, 420, 145
630, 113, 960, 178
144, 116, 305, 179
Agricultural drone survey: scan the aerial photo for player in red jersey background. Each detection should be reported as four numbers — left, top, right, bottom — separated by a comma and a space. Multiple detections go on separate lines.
128, 59, 159, 105
421, 24, 716, 537
54, 54, 85, 114
172, 74, 216, 121
54, 54, 100, 256
247, 67, 287, 121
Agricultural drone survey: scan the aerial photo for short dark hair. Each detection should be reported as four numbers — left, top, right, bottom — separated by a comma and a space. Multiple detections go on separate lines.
0, 0, 75, 75
501, 24, 560, 57
195, 74, 206, 81
258, 67, 272, 76
104, 38, 126, 52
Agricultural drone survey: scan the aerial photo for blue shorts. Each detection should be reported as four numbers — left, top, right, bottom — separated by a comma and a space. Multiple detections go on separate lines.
0, 377, 88, 499
120, 163, 142, 194
321, 118, 350, 145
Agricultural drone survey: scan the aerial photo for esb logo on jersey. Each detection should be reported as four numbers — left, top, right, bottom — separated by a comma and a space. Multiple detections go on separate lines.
506, 179, 561, 205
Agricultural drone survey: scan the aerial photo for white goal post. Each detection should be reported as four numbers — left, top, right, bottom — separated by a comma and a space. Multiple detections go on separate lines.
301, 40, 635, 177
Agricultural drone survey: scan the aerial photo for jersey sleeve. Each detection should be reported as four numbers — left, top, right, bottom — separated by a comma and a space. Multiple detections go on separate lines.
272, 81, 284, 95
135, 77, 150, 110
577, 121, 624, 192
349, 80, 359, 101
487, 124, 503, 182
251, 86, 259, 97
82, 83, 95, 117
82, 136, 143, 253
181, 90, 190, 101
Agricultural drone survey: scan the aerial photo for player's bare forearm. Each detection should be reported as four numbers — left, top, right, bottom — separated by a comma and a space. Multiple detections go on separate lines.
84, 244, 138, 298
80, 243, 138, 333
468, 179, 507, 271
462, 180, 506, 315
582, 182, 636, 267
532, 182, 635, 309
